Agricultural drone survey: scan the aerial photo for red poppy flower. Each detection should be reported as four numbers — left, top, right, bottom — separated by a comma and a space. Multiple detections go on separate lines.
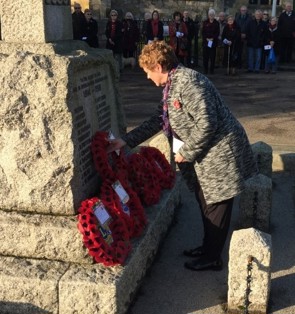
173, 99, 182, 109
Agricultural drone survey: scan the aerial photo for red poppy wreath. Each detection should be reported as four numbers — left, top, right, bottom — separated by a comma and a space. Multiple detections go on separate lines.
140, 146, 176, 189
77, 197, 131, 266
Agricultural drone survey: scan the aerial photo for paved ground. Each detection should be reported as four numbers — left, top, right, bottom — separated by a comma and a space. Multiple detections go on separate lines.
119, 65, 295, 151
118, 65, 295, 314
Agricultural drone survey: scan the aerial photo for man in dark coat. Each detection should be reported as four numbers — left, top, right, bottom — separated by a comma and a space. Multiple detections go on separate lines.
72, 2, 86, 40
278, 1, 295, 63
183, 10, 195, 67
246, 10, 267, 72
235, 5, 252, 68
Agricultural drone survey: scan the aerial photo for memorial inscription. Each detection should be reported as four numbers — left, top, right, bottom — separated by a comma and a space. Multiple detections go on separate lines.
73, 71, 110, 186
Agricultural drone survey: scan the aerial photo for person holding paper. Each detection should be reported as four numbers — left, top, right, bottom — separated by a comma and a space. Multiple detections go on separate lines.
201, 9, 219, 74
169, 11, 188, 64
264, 17, 281, 74
245, 10, 268, 73
107, 40, 257, 271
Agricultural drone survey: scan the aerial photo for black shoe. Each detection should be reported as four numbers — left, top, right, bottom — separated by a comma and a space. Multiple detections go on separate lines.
184, 256, 223, 271
183, 246, 205, 258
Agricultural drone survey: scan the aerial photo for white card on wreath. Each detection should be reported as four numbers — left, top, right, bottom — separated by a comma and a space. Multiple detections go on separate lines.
108, 130, 120, 156
112, 180, 130, 204
93, 201, 111, 225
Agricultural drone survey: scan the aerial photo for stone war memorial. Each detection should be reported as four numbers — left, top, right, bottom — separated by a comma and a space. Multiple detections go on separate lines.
0, 1, 181, 313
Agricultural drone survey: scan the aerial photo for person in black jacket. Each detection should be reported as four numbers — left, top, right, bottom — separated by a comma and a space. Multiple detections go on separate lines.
202, 9, 220, 74
183, 10, 195, 67
235, 5, 252, 69
222, 16, 241, 75
246, 10, 267, 73
122, 12, 140, 58
72, 2, 87, 40
278, 2, 295, 63
146, 10, 164, 43
105, 10, 124, 71
83, 9, 99, 48
265, 17, 281, 73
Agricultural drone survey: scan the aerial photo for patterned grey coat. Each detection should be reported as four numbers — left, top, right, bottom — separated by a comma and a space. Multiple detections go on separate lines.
122, 66, 257, 204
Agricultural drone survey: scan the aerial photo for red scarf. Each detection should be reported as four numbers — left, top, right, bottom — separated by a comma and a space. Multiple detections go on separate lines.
152, 19, 159, 37
111, 22, 116, 39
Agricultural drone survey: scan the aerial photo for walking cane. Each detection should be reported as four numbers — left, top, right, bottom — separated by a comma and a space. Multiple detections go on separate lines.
227, 45, 231, 75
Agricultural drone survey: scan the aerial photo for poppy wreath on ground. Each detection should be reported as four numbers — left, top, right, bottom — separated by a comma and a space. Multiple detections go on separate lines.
100, 178, 147, 238
127, 152, 162, 206
140, 146, 176, 189
77, 197, 131, 266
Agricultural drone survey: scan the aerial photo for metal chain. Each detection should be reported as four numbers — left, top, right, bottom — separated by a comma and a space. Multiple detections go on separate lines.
252, 191, 258, 228
244, 255, 254, 314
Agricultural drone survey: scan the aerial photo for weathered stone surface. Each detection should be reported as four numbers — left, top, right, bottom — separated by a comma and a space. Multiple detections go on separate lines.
239, 174, 272, 232
228, 228, 272, 314
0, 0, 72, 43
0, 210, 91, 263
251, 141, 273, 179
0, 45, 125, 215
59, 176, 181, 314
0, 256, 69, 314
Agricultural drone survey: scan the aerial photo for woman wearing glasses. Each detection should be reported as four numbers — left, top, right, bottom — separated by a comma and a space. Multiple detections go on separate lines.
105, 10, 124, 71
72, 3, 87, 40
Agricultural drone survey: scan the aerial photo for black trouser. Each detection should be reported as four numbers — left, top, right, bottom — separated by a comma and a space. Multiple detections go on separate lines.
203, 46, 216, 73
280, 37, 293, 63
194, 180, 234, 260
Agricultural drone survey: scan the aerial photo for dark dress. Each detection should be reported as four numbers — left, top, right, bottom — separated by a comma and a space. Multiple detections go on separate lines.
222, 22, 241, 68
122, 19, 140, 58
146, 19, 164, 42
105, 20, 124, 54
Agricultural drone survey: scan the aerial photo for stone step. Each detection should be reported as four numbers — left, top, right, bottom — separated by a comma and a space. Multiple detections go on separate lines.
0, 210, 91, 264
0, 257, 68, 314
0, 176, 181, 314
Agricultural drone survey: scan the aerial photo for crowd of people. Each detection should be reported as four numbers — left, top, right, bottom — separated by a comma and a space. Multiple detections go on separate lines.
72, 2, 295, 75
202, 2, 295, 75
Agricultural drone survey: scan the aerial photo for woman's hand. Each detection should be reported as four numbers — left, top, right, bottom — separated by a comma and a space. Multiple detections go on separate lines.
174, 152, 186, 163
107, 138, 126, 153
